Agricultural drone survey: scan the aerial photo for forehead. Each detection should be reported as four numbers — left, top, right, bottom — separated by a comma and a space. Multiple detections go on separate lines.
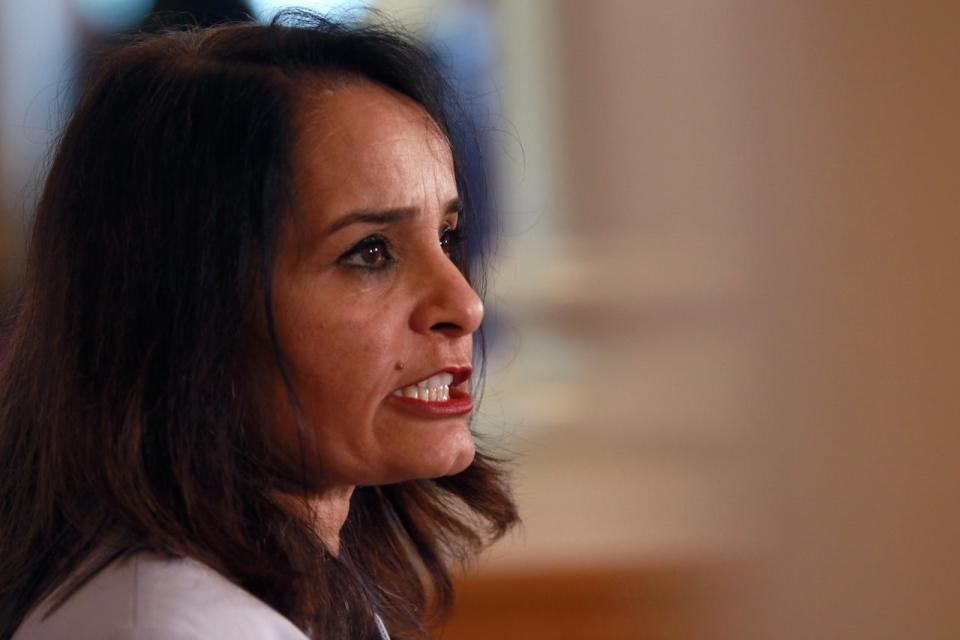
292, 79, 455, 211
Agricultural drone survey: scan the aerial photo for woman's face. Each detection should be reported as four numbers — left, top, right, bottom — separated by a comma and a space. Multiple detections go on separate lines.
251, 80, 482, 488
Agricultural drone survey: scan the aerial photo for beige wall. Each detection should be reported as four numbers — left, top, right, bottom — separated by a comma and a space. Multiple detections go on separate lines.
508, 1, 960, 637
743, 3, 960, 638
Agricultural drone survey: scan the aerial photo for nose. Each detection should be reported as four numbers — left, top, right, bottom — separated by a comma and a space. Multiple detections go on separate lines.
409, 252, 484, 338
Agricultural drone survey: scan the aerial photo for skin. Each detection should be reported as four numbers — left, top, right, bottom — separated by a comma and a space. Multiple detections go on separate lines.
247, 79, 483, 552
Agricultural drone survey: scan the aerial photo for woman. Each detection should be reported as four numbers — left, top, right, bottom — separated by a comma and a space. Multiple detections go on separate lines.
0, 11, 517, 640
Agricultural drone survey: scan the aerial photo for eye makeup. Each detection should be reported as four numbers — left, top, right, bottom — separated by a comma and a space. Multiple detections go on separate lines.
336, 219, 465, 277
338, 234, 395, 272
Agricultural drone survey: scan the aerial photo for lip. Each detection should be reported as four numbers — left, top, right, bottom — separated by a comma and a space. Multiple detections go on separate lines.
395, 366, 472, 390
388, 387, 474, 418
445, 366, 473, 388
388, 366, 474, 418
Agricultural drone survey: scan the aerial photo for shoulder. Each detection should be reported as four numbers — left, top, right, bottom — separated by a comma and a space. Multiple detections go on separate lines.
13, 551, 308, 640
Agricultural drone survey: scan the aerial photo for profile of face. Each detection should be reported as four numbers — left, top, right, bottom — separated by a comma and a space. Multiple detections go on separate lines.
249, 80, 483, 489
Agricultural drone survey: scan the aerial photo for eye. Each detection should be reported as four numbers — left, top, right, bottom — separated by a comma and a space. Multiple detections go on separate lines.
339, 235, 393, 270
440, 226, 464, 258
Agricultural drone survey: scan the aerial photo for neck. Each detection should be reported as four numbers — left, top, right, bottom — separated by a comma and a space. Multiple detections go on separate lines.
276, 485, 355, 555
313, 485, 355, 555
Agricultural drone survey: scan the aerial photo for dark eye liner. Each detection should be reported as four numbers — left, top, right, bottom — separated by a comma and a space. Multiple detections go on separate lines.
338, 234, 395, 272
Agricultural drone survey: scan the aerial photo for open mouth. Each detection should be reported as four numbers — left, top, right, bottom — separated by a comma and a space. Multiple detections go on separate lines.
392, 372, 456, 402
388, 368, 473, 417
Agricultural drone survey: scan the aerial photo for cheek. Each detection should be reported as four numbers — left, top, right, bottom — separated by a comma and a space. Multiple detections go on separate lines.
278, 289, 407, 413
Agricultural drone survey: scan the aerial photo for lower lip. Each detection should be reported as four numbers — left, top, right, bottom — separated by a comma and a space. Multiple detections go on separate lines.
388, 387, 474, 418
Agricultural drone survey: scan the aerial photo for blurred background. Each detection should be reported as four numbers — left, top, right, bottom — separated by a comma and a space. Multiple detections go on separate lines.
3, 1, 960, 638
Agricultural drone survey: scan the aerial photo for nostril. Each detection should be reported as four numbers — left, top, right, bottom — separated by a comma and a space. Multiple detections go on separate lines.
430, 321, 462, 333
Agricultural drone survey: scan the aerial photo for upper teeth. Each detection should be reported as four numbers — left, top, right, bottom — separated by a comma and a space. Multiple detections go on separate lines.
393, 372, 454, 402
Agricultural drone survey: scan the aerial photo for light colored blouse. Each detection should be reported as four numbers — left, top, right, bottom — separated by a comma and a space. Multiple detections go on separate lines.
13, 551, 390, 640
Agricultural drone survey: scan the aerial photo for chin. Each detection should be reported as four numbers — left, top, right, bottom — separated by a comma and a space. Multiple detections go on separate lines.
443, 439, 476, 476
371, 418, 478, 483
418, 426, 476, 480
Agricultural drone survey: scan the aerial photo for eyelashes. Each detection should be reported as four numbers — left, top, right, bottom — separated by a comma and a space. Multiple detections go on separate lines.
338, 227, 466, 273
439, 226, 465, 258
339, 234, 393, 270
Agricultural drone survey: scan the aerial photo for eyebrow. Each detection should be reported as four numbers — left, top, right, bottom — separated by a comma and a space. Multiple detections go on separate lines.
325, 198, 463, 238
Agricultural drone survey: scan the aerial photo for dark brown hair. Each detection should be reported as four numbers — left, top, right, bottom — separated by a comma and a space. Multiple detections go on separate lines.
0, 11, 517, 640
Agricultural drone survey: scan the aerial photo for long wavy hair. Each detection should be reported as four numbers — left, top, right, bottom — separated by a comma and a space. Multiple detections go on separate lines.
0, 11, 517, 640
